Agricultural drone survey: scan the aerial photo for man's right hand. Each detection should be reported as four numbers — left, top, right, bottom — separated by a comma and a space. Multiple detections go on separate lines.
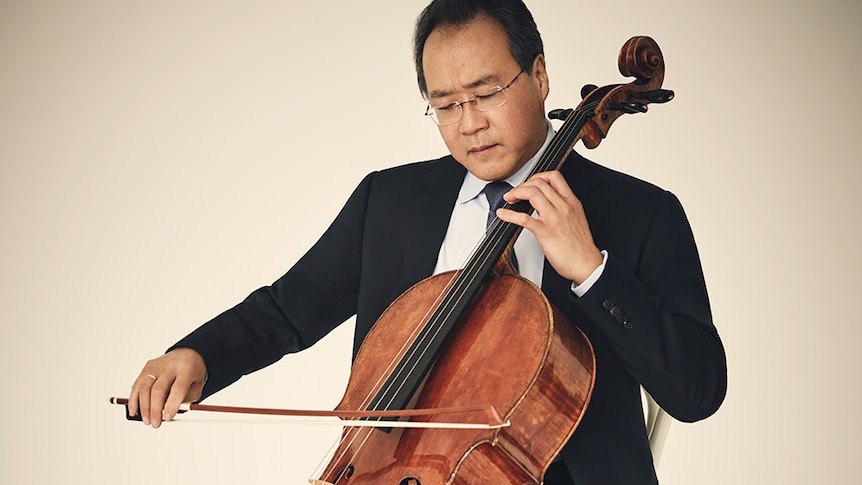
127, 347, 207, 428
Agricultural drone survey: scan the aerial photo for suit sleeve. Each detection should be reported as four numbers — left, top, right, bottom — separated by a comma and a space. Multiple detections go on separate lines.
169, 172, 377, 399
573, 190, 727, 422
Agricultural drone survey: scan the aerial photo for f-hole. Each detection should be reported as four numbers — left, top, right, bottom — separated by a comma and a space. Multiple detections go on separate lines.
333, 465, 354, 482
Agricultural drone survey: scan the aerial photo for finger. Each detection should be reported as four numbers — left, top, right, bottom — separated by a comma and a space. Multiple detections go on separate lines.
135, 373, 157, 426
148, 374, 173, 428
532, 173, 587, 223
163, 375, 193, 422
527, 171, 576, 200
501, 183, 554, 231
528, 169, 569, 190
506, 177, 557, 213
128, 380, 140, 418
528, 172, 572, 208
496, 205, 540, 234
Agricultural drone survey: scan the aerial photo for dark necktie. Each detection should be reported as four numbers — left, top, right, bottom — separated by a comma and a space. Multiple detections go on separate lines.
483, 181, 513, 230
483, 181, 518, 271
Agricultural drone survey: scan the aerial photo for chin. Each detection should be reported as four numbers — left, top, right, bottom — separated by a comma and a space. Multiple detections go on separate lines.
479, 164, 520, 182
459, 160, 510, 182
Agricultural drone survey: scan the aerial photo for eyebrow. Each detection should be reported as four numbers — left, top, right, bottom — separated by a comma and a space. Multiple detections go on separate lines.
427, 74, 501, 99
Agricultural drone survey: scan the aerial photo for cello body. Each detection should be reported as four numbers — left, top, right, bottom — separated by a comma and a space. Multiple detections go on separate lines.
316, 267, 595, 484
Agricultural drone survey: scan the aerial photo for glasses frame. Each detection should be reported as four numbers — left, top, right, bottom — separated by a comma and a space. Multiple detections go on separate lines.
424, 69, 526, 126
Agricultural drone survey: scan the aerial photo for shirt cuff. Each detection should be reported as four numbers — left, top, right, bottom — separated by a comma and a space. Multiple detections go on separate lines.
570, 250, 608, 297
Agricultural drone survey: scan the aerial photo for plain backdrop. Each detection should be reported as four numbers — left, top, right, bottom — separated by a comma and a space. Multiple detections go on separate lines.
2, 1, 860, 483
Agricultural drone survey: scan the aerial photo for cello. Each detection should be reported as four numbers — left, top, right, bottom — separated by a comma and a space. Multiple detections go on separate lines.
311, 36, 674, 484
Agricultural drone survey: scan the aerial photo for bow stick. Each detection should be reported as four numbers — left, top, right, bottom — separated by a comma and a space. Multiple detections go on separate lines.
109, 397, 510, 430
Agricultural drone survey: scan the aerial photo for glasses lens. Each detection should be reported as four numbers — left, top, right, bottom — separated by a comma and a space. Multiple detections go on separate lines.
427, 105, 460, 125
474, 87, 506, 112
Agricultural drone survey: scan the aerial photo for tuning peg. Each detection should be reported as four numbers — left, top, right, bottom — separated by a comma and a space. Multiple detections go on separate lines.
580, 84, 598, 100
548, 108, 574, 121
642, 89, 675, 104
618, 101, 648, 114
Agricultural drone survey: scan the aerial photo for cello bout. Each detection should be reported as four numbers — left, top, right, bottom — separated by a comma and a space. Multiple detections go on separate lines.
315, 271, 595, 484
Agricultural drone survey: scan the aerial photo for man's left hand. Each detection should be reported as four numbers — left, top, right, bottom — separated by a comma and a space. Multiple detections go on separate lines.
496, 170, 603, 284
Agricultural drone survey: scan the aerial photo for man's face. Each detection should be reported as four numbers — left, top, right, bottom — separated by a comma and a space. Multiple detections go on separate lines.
422, 16, 550, 182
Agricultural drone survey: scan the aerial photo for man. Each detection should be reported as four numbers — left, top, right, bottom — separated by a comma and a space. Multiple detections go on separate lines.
128, 0, 727, 483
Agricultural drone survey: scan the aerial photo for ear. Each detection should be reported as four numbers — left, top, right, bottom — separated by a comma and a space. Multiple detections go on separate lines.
531, 54, 550, 100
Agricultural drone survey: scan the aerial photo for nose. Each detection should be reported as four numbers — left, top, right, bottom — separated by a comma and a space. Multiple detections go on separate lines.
458, 101, 489, 135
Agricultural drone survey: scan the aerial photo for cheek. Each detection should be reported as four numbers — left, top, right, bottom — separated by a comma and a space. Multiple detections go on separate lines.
512, 97, 543, 122
507, 101, 545, 139
437, 126, 464, 153
492, 109, 526, 142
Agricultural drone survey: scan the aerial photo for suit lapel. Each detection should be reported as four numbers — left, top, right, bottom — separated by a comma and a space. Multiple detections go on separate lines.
399, 156, 466, 287
565, 151, 607, 232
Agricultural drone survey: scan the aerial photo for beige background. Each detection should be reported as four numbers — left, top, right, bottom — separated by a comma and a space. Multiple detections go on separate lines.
2, 0, 860, 483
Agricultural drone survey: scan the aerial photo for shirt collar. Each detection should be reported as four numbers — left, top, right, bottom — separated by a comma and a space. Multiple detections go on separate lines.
456, 121, 556, 205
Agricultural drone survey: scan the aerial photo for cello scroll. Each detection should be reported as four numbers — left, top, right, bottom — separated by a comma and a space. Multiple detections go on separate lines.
550, 36, 674, 149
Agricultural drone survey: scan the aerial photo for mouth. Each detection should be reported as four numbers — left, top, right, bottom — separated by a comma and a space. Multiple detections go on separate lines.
468, 144, 497, 155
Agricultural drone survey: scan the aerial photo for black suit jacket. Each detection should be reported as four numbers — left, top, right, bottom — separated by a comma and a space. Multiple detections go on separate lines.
174, 151, 727, 484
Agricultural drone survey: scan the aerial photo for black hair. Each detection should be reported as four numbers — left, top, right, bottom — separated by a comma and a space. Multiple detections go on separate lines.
413, 0, 544, 97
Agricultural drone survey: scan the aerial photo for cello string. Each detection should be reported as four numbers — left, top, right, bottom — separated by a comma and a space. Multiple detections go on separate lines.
354, 271, 460, 410
317, 273, 464, 480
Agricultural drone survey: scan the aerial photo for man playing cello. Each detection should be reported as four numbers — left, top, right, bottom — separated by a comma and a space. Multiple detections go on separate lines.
126, 1, 727, 483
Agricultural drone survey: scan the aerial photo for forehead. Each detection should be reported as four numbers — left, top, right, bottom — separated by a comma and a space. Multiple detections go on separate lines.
422, 17, 519, 98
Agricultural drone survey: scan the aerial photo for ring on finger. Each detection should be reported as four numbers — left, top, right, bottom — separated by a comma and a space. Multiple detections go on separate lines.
146, 374, 157, 380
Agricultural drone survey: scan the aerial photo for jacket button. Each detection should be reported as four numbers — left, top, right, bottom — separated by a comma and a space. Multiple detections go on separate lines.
602, 299, 614, 310
610, 306, 622, 318
622, 319, 634, 330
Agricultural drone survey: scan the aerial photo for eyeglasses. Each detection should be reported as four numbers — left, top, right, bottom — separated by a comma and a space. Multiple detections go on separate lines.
424, 69, 526, 126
